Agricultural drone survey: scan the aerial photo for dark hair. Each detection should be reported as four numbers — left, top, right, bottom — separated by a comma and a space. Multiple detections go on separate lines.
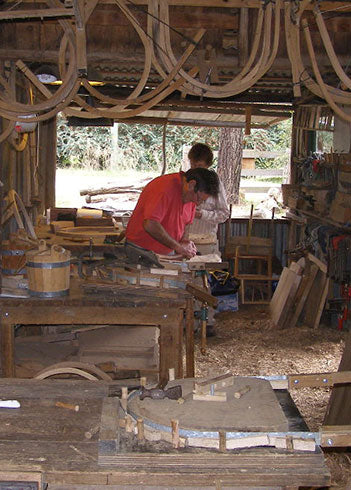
188, 143, 213, 167
184, 168, 219, 197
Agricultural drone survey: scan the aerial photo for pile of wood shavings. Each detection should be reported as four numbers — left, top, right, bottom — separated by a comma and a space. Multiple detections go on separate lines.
193, 305, 350, 487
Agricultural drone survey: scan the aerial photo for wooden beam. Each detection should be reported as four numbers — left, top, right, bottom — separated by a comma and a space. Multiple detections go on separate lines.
16, 0, 351, 11
245, 106, 252, 135
0, 7, 74, 20
239, 7, 249, 67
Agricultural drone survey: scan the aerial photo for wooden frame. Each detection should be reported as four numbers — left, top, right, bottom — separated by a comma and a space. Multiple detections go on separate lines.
0, 286, 195, 384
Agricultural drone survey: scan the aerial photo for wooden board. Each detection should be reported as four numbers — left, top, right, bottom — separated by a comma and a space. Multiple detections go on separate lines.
270, 267, 301, 327
128, 377, 289, 432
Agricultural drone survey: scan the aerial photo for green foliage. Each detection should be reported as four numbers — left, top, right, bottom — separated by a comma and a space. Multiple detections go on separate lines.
56, 114, 219, 171
56, 114, 292, 172
57, 116, 112, 169
243, 118, 292, 169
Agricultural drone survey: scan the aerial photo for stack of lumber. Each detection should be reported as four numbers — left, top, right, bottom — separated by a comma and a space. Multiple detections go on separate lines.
270, 254, 329, 329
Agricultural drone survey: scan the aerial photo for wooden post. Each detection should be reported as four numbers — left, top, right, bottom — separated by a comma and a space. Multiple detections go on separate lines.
137, 418, 144, 441
1, 321, 15, 377
171, 419, 179, 448
121, 386, 128, 411
185, 297, 195, 378
168, 368, 175, 381
219, 431, 226, 452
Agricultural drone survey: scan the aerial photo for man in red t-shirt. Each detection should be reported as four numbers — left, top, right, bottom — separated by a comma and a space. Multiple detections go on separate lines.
125, 168, 219, 259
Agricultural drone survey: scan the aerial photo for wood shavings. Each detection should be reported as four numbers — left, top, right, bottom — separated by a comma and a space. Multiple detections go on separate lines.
191, 304, 349, 486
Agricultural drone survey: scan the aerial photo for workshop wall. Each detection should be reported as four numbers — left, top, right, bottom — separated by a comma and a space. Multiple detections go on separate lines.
0, 116, 56, 239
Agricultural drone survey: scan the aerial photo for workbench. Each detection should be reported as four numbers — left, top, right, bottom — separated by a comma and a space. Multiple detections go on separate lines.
0, 379, 330, 489
0, 279, 195, 384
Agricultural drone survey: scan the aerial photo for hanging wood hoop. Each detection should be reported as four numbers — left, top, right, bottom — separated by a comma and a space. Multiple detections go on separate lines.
154, 0, 280, 98
284, 1, 351, 105
314, 8, 351, 91
302, 19, 351, 123
79, 28, 205, 109
0, 0, 79, 121
148, 0, 167, 79
113, 0, 152, 102
0, 119, 15, 144
65, 65, 198, 119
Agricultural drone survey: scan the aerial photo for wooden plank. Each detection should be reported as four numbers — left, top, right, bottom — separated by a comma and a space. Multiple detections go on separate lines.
320, 425, 351, 447
0, 471, 42, 486
0, 305, 180, 326
302, 270, 327, 328
186, 282, 218, 307
288, 371, 351, 389
289, 264, 318, 328
270, 267, 300, 327
276, 265, 302, 328
0, 379, 111, 399
98, 397, 120, 459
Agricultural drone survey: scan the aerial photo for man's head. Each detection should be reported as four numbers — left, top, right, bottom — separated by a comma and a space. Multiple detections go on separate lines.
182, 167, 219, 204
188, 143, 213, 169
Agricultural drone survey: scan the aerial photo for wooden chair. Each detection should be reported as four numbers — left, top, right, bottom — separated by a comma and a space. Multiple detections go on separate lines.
224, 205, 274, 304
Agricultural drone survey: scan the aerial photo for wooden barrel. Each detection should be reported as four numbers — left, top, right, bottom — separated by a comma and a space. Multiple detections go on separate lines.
1, 239, 35, 275
26, 241, 71, 297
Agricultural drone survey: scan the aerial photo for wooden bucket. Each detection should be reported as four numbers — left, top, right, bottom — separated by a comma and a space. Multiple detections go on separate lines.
26, 241, 71, 297
1, 234, 36, 275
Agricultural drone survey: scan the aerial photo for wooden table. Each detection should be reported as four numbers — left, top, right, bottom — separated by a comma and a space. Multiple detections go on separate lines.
0, 280, 195, 384
0, 379, 330, 489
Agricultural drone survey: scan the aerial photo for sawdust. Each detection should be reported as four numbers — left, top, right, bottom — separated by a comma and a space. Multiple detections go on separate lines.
195, 305, 350, 488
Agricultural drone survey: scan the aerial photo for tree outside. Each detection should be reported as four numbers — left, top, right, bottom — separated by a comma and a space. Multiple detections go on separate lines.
217, 128, 243, 205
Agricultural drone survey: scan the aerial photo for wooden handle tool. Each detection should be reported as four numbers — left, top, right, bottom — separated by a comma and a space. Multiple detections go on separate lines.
55, 401, 80, 412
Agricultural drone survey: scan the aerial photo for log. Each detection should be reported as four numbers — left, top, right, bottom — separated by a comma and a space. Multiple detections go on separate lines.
86, 193, 140, 204
80, 185, 146, 197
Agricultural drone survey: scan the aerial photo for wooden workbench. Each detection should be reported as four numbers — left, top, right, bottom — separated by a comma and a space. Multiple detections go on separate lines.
0, 379, 330, 489
0, 279, 195, 384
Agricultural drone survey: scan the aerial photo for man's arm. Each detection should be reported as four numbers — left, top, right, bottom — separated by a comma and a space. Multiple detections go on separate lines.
196, 180, 229, 224
143, 219, 196, 258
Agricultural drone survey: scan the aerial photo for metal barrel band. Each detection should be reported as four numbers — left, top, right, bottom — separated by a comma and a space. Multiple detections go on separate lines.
28, 289, 69, 298
26, 260, 71, 269
2, 268, 26, 275
0, 249, 26, 256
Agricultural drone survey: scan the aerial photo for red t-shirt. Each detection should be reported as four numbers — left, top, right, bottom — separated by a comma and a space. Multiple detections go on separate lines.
125, 172, 196, 254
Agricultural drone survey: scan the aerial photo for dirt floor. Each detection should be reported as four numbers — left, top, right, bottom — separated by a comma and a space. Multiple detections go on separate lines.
198, 305, 350, 489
